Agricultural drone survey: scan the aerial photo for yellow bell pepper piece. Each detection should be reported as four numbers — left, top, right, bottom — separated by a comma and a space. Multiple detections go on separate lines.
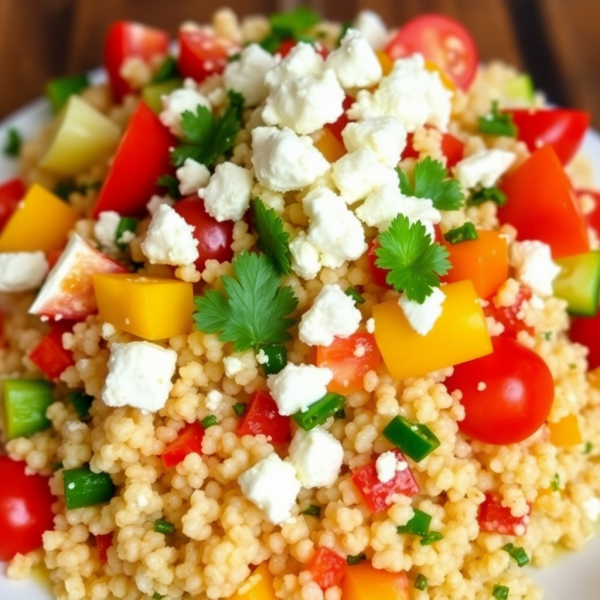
0, 183, 79, 253
93, 273, 194, 340
314, 127, 346, 163
548, 413, 582, 446
375, 51, 394, 76
424, 60, 456, 91
40, 96, 121, 177
229, 563, 277, 600
372, 280, 492, 380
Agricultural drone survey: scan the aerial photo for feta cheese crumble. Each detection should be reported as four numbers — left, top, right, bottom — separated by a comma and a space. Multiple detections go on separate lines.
299, 284, 362, 346
0, 252, 48, 292
141, 204, 199, 266
353, 10, 389, 50
160, 88, 211, 137
366, 317, 376, 333
198, 162, 253, 222
510, 240, 561, 297
264, 42, 324, 88
454, 149, 516, 189
289, 232, 322, 280
223, 356, 243, 378
342, 117, 407, 167
205, 389, 223, 411
267, 363, 333, 415
176, 158, 210, 196
101, 341, 177, 412
146, 194, 175, 215
399, 287, 446, 336
376, 451, 408, 483
94, 211, 120, 251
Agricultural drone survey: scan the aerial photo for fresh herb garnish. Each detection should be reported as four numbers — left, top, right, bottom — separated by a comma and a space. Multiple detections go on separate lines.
346, 553, 366, 566
115, 217, 138, 250
251, 198, 292, 275
414, 574, 428, 590
4, 127, 22, 157
152, 56, 179, 83
550, 473, 560, 492
479, 101, 517, 137
502, 543, 529, 567
397, 157, 463, 211
492, 584, 509, 600
233, 403, 247, 417
542, 331, 552, 341
171, 90, 244, 168
375, 214, 451, 303
201, 415, 218, 429
419, 531, 444, 546
156, 174, 182, 199
345, 286, 365, 304
584, 441, 593, 454
301, 504, 321, 517
194, 252, 298, 352
443, 222, 478, 245
260, 6, 321, 53
467, 186, 507, 207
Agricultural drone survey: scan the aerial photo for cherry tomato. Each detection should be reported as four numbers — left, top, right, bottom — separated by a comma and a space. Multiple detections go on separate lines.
483, 286, 534, 339
402, 129, 465, 168
307, 547, 347, 590
385, 14, 479, 90
478, 493, 531, 536
444, 336, 554, 445
0, 456, 55, 561
570, 312, 600, 370
504, 108, 589, 166
0, 178, 26, 232
237, 390, 291, 444
173, 196, 234, 270
104, 21, 170, 101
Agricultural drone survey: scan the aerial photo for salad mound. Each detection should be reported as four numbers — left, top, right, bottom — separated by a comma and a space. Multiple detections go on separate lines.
1, 7, 600, 600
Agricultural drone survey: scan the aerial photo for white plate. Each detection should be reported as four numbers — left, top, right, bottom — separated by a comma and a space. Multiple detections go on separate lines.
1, 95, 600, 599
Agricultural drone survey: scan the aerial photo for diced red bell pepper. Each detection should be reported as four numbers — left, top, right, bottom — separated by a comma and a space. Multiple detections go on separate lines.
92, 102, 177, 218
0, 178, 26, 232
28, 322, 75, 379
307, 546, 347, 590
162, 421, 205, 468
95, 533, 113, 564
237, 390, 291, 444
483, 286, 534, 338
351, 449, 419, 514
478, 493, 531, 536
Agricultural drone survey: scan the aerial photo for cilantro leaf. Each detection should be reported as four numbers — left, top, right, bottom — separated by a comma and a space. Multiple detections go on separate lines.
398, 157, 463, 211
251, 198, 292, 275
479, 101, 518, 137
194, 252, 298, 352
269, 6, 320, 38
4, 127, 22, 157
156, 174, 182, 199
375, 214, 451, 304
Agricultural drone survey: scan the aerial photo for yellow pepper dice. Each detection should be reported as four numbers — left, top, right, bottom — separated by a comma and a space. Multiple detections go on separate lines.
314, 127, 346, 163
93, 273, 195, 340
424, 60, 456, 91
372, 280, 492, 380
375, 50, 394, 76
548, 413, 582, 446
229, 563, 277, 600
0, 183, 79, 252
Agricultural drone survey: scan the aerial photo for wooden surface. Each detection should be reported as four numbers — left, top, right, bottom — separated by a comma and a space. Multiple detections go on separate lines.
0, 0, 599, 127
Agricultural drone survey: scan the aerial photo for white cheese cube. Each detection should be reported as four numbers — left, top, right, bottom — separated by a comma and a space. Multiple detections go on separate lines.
399, 287, 446, 336
198, 162, 253, 222
176, 158, 210, 196
454, 149, 516, 189
160, 88, 211, 138
510, 240, 560, 297
342, 117, 407, 168
289, 232, 322, 280
94, 211, 120, 251
0, 252, 48, 292
264, 42, 324, 88
353, 10, 389, 50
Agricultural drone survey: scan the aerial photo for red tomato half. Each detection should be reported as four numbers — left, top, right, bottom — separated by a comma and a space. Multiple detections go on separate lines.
0, 456, 55, 561
0, 178, 26, 232
237, 390, 291, 444
504, 108, 589, 166
444, 337, 554, 445
385, 14, 478, 90
104, 21, 170, 101
174, 196, 234, 270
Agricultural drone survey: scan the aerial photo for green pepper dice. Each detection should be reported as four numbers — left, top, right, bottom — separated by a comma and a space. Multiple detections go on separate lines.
396, 508, 432, 537
63, 466, 116, 510
383, 415, 440, 462
260, 345, 287, 375
3, 379, 53, 439
292, 392, 346, 431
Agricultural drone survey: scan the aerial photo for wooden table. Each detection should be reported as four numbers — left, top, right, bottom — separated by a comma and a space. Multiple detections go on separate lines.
1, 0, 599, 128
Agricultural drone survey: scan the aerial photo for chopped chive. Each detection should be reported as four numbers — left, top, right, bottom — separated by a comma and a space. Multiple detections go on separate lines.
4, 127, 22, 157
550, 473, 560, 492
68, 390, 94, 420
260, 345, 287, 375
542, 331, 552, 341
152, 56, 179, 84
345, 286, 365, 304
502, 543, 529, 567
3, 379, 53, 439
154, 519, 175, 535
334, 408, 346, 420
346, 553, 366, 565
419, 531, 444, 546
443, 222, 478, 245
115, 217, 138, 250
467, 186, 507, 207
414, 574, 428, 590
233, 403, 247, 417
584, 441, 593, 454
396, 508, 432, 537
63, 466, 115, 510
478, 101, 517, 137
201, 415, 218, 429
301, 504, 321, 517
292, 392, 345, 431
382, 415, 440, 462
151, 594, 165, 600
492, 584, 509, 600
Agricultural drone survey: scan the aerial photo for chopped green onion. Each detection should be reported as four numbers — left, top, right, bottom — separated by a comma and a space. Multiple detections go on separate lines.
382, 415, 440, 462
396, 508, 432, 537
542, 331, 552, 341
419, 531, 444, 546
154, 519, 175, 535
584, 441, 593, 454
201, 415, 218, 429
115, 217, 138, 250
550, 473, 560, 492
334, 408, 346, 420
345, 286, 365, 304
233, 403, 247, 417
443, 222, 478, 245
152, 56, 179, 83
414, 574, 428, 590
260, 345, 287, 375
52, 461, 64, 471
478, 101, 517, 137
346, 553, 366, 565
3, 379, 53, 439
502, 543, 529, 567
301, 504, 321, 517
63, 466, 115, 510
4, 127, 22, 157
492, 584, 509, 600
46, 73, 89, 112
151, 594, 165, 600
68, 390, 94, 420
468, 186, 507, 207
292, 392, 346, 431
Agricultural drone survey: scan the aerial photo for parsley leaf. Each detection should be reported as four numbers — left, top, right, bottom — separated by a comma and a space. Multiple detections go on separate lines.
156, 174, 182, 199
171, 90, 244, 168
375, 214, 451, 304
194, 252, 298, 352
251, 198, 291, 275
397, 157, 463, 211
479, 100, 518, 137
4, 127, 22, 157
270, 6, 320, 39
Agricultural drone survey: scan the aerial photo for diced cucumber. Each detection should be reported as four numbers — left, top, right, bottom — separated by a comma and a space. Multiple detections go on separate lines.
505, 74, 534, 104
553, 251, 600, 316
3, 379, 53, 439
142, 79, 183, 113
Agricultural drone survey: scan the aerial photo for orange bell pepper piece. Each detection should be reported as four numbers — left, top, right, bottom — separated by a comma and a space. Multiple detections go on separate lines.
548, 413, 582, 446
375, 51, 394, 76
229, 563, 277, 600
314, 127, 346, 163
342, 562, 409, 600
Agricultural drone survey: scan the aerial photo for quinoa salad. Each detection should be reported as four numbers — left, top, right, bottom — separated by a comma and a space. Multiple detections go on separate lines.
1, 6, 600, 600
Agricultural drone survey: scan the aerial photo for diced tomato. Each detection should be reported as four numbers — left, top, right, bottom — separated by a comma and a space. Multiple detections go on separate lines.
385, 14, 478, 90
92, 102, 176, 218
579, 189, 600, 235
367, 240, 392, 288
162, 421, 206, 468
276, 39, 329, 59
504, 108, 589, 166
0, 178, 26, 232
570, 312, 600, 370
104, 21, 170, 102
478, 493, 531, 536
95, 533, 113, 564
178, 28, 240, 83
307, 547, 347, 590
326, 96, 355, 143
351, 449, 419, 513
484, 286, 534, 338
28, 322, 75, 379
342, 563, 410, 600
402, 130, 465, 168
498, 145, 589, 259
237, 390, 291, 444
316, 332, 381, 395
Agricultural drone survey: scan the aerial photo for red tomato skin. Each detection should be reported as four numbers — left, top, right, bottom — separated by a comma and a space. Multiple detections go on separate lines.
483, 286, 534, 339
351, 450, 419, 514
95, 533, 113, 564
444, 336, 554, 445
92, 102, 177, 218
0, 178, 26, 232
237, 390, 291, 444
498, 145, 589, 259
402, 130, 464, 168
162, 422, 206, 469
0, 456, 55, 561
178, 29, 239, 82
579, 189, 600, 235
307, 547, 347, 590
570, 313, 600, 370
367, 240, 393, 288
104, 21, 170, 102
505, 108, 589, 166
173, 197, 234, 270
385, 14, 479, 90
28, 322, 75, 379
478, 493, 531, 536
